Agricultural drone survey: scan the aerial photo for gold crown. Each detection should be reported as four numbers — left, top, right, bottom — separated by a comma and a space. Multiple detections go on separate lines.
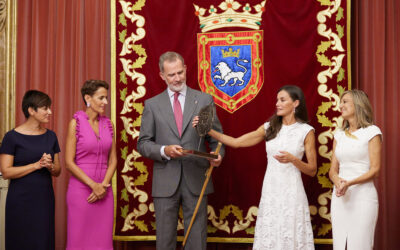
194, 0, 266, 32
222, 48, 240, 57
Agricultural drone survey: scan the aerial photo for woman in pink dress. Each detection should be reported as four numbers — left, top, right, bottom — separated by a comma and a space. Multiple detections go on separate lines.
65, 80, 117, 250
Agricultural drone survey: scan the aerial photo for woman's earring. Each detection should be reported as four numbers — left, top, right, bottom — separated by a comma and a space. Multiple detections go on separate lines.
87, 102, 91, 108
293, 107, 296, 113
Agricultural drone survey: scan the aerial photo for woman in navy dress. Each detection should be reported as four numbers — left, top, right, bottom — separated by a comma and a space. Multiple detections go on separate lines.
0, 90, 61, 250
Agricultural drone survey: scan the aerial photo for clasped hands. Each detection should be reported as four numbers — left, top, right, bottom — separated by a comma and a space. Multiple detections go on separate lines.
334, 178, 349, 197
35, 153, 54, 171
164, 145, 222, 167
87, 182, 110, 203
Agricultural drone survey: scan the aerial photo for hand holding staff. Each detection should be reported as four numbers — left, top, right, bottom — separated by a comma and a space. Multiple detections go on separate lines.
182, 142, 223, 248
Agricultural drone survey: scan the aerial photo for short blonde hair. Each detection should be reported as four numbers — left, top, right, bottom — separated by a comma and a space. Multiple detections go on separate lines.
340, 89, 374, 130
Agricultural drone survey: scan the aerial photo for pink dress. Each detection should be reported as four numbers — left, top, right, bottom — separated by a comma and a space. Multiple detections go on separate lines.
66, 111, 114, 250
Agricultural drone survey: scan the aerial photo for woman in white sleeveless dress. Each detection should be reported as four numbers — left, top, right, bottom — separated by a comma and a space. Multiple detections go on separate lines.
193, 85, 317, 249
329, 89, 382, 250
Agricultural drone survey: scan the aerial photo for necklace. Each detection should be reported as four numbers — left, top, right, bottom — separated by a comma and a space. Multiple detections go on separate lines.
344, 128, 358, 139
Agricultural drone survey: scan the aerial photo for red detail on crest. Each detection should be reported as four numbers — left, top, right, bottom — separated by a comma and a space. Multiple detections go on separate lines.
197, 31, 264, 113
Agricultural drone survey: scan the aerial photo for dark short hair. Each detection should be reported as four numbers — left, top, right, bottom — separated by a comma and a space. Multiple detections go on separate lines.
159, 51, 184, 72
81, 79, 109, 105
22, 90, 52, 118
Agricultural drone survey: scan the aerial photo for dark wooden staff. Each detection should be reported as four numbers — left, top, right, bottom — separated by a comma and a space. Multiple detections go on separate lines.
182, 142, 222, 248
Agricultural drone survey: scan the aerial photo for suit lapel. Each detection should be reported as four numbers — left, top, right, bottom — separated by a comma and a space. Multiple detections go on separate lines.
182, 88, 198, 135
158, 90, 181, 138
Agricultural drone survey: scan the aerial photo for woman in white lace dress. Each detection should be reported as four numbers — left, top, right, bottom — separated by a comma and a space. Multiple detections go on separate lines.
193, 85, 317, 249
329, 90, 382, 250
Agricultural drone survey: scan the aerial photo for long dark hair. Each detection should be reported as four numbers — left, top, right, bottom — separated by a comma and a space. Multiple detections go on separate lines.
265, 85, 309, 141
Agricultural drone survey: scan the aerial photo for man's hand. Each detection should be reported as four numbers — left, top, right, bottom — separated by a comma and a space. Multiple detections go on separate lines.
164, 145, 184, 158
208, 153, 222, 167
192, 116, 199, 128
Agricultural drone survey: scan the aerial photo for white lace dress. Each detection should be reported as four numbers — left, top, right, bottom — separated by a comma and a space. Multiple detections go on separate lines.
253, 122, 315, 250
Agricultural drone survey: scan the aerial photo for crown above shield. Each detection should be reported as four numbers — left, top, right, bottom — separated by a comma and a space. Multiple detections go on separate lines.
193, 0, 267, 32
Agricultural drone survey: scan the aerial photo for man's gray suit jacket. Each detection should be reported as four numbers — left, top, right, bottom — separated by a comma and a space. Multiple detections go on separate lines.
137, 87, 225, 198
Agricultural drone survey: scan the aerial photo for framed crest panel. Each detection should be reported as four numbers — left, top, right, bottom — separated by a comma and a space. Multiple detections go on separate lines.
198, 31, 263, 113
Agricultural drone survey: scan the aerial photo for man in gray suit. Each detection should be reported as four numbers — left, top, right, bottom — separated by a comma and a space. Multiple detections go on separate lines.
137, 51, 224, 250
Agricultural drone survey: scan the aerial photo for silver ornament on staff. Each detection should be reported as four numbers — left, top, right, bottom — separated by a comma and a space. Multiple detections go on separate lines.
196, 103, 215, 150
178, 103, 219, 160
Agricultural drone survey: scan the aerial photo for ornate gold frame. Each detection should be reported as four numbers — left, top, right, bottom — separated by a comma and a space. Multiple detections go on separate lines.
111, 0, 352, 244
1, 0, 16, 136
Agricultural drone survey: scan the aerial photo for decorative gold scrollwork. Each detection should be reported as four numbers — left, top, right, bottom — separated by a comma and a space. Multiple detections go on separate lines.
314, 0, 348, 237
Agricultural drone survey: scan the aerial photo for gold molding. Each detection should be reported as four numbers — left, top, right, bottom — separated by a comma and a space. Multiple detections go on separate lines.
5, 0, 16, 132
113, 235, 333, 244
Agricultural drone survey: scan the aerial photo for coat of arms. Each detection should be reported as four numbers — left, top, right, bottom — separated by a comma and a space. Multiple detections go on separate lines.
195, 0, 265, 113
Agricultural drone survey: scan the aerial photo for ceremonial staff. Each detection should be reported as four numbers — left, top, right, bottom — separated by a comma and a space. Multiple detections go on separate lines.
180, 103, 222, 248
182, 141, 222, 248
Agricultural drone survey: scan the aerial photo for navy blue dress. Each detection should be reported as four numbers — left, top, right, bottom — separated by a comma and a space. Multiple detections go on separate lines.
0, 129, 60, 250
